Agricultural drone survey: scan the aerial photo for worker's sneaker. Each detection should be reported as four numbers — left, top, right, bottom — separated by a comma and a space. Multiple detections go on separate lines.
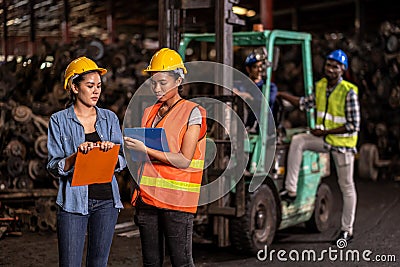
332, 230, 353, 246
279, 189, 296, 203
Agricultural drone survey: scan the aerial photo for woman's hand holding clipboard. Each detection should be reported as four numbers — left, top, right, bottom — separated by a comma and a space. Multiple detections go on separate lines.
71, 143, 120, 186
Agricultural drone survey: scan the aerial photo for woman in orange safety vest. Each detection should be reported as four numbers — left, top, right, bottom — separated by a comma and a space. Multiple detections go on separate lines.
124, 48, 207, 267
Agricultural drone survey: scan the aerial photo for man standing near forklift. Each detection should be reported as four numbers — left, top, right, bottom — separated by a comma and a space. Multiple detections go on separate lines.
234, 51, 278, 133
277, 49, 360, 244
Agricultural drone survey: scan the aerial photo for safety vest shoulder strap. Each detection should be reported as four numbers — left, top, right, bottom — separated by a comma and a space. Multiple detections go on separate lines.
142, 102, 162, 127
134, 100, 207, 213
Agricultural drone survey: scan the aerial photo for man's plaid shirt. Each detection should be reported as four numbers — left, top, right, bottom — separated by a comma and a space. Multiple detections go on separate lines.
299, 79, 360, 153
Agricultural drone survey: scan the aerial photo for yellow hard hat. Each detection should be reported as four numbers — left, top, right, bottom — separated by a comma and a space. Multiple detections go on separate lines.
64, 57, 107, 90
144, 48, 187, 74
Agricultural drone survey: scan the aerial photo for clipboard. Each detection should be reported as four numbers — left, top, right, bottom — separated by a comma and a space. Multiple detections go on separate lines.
71, 144, 120, 186
124, 128, 169, 161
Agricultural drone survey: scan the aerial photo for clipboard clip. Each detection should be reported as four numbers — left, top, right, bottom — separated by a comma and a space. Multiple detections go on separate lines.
93, 141, 102, 147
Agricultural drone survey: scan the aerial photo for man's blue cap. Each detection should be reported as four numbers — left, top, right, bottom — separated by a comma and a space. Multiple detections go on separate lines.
326, 49, 348, 70
245, 52, 271, 67
245, 53, 259, 66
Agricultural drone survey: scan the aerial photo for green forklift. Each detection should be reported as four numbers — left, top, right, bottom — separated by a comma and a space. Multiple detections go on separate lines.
178, 30, 333, 255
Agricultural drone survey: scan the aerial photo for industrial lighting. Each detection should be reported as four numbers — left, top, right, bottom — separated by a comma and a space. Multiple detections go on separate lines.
40, 62, 53, 69
232, 6, 256, 17
246, 10, 256, 17
45, 56, 54, 62
186, 48, 194, 56
232, 6, 247, 15
6, 18, 22, 26
6, 19, 14, 26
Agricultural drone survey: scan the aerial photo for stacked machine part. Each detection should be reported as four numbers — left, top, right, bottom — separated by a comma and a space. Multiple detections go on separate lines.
0, 35, 146, 234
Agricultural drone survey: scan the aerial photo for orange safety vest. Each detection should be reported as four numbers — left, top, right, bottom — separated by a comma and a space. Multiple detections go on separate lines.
131, 99, 207, 213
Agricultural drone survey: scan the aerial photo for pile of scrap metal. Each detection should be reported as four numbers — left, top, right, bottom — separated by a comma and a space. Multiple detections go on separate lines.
350, 21, 400, 180
0, 201, 22, 239
0, 198, 56, 237
0, 101, 53, 190
0, 191, 58, 235
0, 34, 149, 192
0, 35, 149, 233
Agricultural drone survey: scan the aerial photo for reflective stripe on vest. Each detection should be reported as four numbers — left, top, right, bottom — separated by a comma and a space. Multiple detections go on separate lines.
315, 78, 358, 148
150, 159, 205, 170
132, 99, 207, 213
141, 175, 201, 193
316, 111, 347, 124
189, 159, 205, 169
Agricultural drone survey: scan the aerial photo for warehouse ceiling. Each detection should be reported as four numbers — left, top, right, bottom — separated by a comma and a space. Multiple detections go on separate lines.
0, 0, 399, 43
0, 0, 159, 39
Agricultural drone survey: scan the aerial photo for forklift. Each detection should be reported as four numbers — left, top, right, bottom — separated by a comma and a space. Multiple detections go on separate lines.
177, 30, 333, 255
141, 0, 334, 255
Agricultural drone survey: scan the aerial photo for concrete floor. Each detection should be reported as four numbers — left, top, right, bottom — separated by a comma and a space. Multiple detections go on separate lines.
1, 174, 399, 267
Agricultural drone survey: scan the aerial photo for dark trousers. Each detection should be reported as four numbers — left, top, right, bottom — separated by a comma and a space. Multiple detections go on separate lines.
134, 202, 195, 267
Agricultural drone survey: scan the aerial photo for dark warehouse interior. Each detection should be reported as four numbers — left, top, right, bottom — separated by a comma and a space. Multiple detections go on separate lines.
1, 1, 400, 266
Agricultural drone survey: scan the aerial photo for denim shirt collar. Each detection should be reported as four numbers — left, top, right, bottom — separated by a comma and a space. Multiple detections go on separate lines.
66, 104, 107, 123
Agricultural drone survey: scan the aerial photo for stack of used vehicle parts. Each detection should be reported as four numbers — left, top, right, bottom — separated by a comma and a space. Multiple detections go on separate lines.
350, 21, 400, 180
1, 102, 50, 190
0, 34, 146, 191
0, 34, 146, 232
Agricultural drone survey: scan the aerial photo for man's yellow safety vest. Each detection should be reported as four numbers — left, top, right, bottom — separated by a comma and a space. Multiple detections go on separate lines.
315, 78, 358, 148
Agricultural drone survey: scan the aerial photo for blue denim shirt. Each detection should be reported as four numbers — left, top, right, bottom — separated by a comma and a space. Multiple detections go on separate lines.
47, 105, 126, 215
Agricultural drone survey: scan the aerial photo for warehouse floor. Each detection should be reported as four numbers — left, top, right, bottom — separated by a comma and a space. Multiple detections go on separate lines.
1, 174, 400, 267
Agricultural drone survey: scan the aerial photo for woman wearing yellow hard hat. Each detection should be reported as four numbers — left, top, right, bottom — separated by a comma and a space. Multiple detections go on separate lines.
124, 48, 207, 266
47, 56, 126, 267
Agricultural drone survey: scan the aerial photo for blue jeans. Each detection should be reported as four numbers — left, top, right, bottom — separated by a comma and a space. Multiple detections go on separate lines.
57, 199, 119, 267
134, 202, 195, 267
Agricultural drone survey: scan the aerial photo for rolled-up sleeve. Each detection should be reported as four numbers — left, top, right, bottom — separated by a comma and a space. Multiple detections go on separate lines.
299, 93, 315, 111
345, 90, 360, 133
299, 96, 306, 111
47, 115, 73, 177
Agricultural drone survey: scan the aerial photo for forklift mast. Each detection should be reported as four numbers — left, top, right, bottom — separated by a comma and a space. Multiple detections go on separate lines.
158, 0, 326, 251
158, 0, 246, 247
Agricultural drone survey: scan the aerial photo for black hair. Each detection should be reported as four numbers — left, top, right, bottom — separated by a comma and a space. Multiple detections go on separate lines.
65, 70, 101, 107
65, 91, 76, 108
166, 71, 184, 96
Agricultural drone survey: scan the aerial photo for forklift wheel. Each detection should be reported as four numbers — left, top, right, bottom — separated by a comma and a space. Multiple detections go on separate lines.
305, 183, 333, 232
230, 184, 277, 255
